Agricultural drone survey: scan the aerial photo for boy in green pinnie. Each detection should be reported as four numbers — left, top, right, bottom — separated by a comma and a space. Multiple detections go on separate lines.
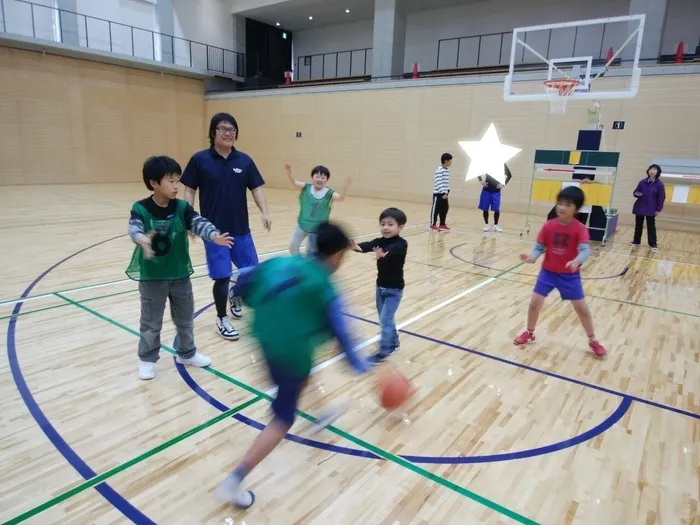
285, 163, 351, 254
127, 156, 233, 380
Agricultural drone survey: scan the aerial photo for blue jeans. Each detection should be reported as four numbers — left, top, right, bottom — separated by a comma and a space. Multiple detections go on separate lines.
376, 286, 403, 356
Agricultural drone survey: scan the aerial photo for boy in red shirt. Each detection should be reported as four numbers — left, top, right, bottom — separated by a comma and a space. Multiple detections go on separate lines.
514, 186, 606, 357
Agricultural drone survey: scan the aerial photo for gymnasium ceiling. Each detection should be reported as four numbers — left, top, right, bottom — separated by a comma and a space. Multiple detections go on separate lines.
231, 0, 492, 32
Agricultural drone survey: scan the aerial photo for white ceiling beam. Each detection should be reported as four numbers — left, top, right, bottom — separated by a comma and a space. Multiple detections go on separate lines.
230, 0, 297, 14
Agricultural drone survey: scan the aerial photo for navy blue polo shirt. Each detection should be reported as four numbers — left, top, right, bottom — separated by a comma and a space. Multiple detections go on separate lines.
180, 148, 265, 237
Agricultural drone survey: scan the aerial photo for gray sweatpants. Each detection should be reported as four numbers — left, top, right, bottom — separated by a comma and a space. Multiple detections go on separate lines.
289, 225, 317, 254
138, 278, 197, 363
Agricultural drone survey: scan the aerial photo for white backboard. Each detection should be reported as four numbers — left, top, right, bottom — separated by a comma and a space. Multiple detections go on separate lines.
503, 14, 645, 102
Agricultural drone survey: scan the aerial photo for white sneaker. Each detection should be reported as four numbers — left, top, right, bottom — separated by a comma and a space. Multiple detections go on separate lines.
139, 361, 156, 380
494, 225, 503, 233
229, 295, 243, 319
483, 224, 490, 232
214, 474, 255, 509
216, 317, 240, 341
176, 352, 212, 367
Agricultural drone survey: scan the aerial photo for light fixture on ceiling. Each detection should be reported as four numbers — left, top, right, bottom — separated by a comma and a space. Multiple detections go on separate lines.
308, 16, 313, 20
345, 9, 350, 13
275, 22, 280, 26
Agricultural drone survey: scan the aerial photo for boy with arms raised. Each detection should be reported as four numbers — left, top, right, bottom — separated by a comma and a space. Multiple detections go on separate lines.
285, 163, 351, 254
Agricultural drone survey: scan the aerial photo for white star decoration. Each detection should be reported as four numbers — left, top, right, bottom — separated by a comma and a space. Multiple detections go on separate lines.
458, 123, 521, 185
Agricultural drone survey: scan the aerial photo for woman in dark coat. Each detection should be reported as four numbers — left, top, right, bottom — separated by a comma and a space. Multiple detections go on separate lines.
630, 164, 665, 251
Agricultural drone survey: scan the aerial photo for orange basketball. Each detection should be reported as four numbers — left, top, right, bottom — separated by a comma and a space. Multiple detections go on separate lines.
377, 367, 414, 410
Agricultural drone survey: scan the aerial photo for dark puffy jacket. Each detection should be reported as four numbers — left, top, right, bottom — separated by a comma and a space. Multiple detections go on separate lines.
632, 165, 665, 216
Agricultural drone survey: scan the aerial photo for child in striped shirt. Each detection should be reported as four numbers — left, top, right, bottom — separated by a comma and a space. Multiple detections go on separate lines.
430, 153, 452, 231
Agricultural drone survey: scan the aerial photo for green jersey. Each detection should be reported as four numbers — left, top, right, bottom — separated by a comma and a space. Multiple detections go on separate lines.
244, 255, 338, 378
297, 183, 334, 233
126, 199, 193, 281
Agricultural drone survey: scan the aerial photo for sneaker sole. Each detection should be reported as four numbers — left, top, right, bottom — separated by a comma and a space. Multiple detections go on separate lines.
235, 490, 255, 509
513, 340, 535, 346
214, 483, 255, 509
175, 358, 212, 367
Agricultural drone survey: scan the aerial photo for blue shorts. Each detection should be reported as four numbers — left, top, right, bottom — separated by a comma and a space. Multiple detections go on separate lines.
204, 233, 259, 280
478, 190, 501, 212
267, 362, 307, 427
533, 269, 585, 301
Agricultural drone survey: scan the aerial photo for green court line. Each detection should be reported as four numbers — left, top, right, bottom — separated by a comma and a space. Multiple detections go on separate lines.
1, 395, 263, 525
50, 292, 540, 525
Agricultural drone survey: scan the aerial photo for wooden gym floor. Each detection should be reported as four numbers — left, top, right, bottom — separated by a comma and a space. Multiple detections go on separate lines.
0, 184, 698, 525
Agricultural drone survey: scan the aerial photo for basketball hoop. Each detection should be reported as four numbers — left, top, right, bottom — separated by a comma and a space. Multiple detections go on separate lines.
543, 79, 581, 114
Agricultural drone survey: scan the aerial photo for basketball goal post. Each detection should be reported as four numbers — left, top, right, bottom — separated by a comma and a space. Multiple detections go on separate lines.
503, 14, 646, 114
502, 15, 643, 243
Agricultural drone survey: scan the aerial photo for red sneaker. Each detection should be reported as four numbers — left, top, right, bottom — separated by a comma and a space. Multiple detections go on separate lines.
430, 225, 440, 232
439, 224, 451, 231
514, 330, 535, 346
589, 339, 607, 358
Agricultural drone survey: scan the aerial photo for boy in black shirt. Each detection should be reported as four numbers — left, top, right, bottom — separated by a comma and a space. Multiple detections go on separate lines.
352, 208, 408, 364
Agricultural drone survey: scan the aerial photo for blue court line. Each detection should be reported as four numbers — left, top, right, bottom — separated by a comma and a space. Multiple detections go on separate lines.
346, 314, 699, 421
5, 236, 154, 524
175, 303, 633, 464
449, 242, 630, 280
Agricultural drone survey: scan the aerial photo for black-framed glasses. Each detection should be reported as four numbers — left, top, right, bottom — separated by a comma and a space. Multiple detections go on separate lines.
216, 126, 236, 135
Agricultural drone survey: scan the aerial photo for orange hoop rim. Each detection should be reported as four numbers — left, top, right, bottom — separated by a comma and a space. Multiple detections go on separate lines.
543, 78, 581, 95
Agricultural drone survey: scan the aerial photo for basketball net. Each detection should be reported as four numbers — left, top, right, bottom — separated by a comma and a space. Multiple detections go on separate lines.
543, 79, 581, 114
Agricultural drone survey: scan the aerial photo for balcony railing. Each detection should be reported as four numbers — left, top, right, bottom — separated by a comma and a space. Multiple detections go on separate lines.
0, 0, 244, 77
295, 47, 372, 81
436, 24, 654, 71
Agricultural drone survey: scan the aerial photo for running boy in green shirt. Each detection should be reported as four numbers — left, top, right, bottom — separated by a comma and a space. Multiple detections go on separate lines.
127, 156, 233, 380
285, 163, 351, 254
214, 222, 370, 509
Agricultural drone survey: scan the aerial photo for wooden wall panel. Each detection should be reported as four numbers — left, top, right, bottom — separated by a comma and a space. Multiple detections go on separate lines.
0, 47, 206, 185
207, 74, 700, 223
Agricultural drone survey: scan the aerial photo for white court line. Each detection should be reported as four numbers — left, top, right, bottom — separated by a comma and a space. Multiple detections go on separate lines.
264, 261, 520, 396
0, 228, 419, 308
0, 252, 277, 308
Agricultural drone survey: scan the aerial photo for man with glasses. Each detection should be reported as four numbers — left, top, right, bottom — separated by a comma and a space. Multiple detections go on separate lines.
181, 113, 271, 341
